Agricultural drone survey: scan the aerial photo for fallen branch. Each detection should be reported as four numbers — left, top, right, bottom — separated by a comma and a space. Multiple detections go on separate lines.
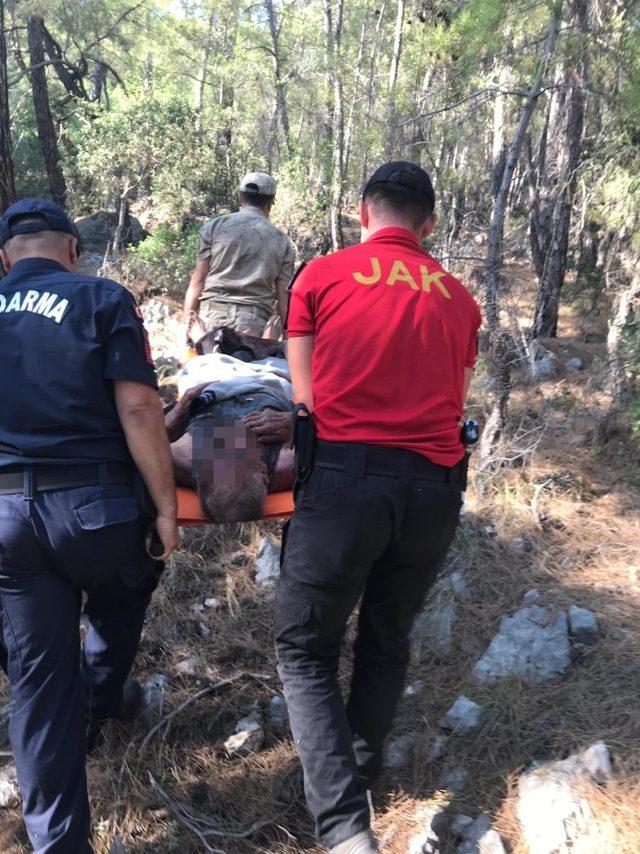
138, 670, 272, 757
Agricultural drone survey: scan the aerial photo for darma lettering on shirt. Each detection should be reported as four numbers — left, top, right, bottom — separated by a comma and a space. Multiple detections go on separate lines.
0, 290, 70, 324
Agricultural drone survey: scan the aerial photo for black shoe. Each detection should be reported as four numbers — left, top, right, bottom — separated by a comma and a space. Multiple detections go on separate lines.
86, 678, 144, 753
117, 677, 144, 723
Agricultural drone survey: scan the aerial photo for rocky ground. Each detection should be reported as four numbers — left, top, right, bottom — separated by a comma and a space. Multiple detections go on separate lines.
0, 253, 638, 853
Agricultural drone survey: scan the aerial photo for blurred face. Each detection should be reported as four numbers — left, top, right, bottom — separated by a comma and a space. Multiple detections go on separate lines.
192, 416, 266, 488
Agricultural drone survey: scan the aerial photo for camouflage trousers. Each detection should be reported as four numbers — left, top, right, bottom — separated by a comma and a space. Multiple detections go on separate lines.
199, 300, 271, 337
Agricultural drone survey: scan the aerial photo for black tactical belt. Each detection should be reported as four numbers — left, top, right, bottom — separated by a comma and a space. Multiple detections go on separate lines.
0, 462, 133, 495
313, 441, 466, 487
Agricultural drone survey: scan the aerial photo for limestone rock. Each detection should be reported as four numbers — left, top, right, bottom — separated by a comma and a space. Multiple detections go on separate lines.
77, 252, 106, 277
175, 656, 200, 677
142, 298, 171, 324
413, 598, 457, 659
255, 537, 281, 587
582, 741, 612, 780
522, 588, 541, 605
269, 695, 289, 736
517, 742, 612, 854
453, 814, 506, 854
0, 764, 20, 808
75, 210, 147, 252
437, 766, 468, 792
509, 537, 529, 555
472, 605, 571, 685
568, 605, 599, 646
524, 340, 558, 381
404, 679, 425, 698
142, 673, 171, 719
224, 713, 265, 757
458, 829, 506, 854
439, 696, 483, 734
407, 802, 449, 854
204, 597, 222, 609
448, 570, 470, 601
427, 735, 448, 761
383, 734, 415, 769
566, 357, 583, 371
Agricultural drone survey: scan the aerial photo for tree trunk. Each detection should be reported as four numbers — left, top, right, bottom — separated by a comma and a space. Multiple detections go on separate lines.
323, 0, 345, 250
532, 0, 588, 338
27, 16, 66, 207
384, 0, 405, 158
217, 17, 235, 152
194, 9, 215, 133
0, 0, 16, 212
89, 60, 109, 104
606, 261, 639, 408
265, 0, 292, 157
343, 0, 369, 178
484, 5, 562, 337
479, 4, 563, 469
491, 60, 508, 199
360, 1, 387, 185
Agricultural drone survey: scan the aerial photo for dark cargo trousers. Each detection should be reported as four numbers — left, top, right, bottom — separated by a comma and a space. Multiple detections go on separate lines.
0, 473, 160, 853
274, 443, 463, 848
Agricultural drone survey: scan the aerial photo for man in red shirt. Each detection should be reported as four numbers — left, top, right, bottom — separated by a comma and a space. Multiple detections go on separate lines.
275, 162, 481, 854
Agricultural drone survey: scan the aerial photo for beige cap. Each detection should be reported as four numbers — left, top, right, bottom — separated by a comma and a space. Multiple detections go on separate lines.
239, 171, 277, 196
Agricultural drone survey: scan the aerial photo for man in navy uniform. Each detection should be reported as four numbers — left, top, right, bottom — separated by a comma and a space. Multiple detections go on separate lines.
0, 199, 179, 852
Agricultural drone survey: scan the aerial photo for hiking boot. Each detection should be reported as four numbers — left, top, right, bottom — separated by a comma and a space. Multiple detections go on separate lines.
329, 829, 379, 854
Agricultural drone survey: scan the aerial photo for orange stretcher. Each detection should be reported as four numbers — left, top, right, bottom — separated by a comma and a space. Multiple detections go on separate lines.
177, 486, 295, 526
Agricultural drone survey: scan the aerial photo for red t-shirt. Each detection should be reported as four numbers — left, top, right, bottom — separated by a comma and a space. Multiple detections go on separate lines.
287, 227, 482, 467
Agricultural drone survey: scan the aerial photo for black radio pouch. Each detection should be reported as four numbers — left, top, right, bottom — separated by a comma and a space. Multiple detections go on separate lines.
291, 403, 316, 487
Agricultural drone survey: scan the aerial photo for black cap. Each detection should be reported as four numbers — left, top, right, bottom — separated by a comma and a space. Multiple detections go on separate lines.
363, 161, 435, 210
0, 198, 79, 249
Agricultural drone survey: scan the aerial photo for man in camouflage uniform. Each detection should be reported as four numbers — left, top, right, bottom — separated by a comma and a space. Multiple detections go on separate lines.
184, 172, 294, 338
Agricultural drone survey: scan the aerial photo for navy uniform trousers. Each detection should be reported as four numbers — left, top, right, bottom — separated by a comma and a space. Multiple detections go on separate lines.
0, 468, 160, 853
274, 442, 463, 849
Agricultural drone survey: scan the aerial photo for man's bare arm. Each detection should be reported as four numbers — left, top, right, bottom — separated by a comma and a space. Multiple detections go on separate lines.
276, 277, 289, 327
183, 259, 209, 322
288, 335, 315, 410
115, 380, 178, 559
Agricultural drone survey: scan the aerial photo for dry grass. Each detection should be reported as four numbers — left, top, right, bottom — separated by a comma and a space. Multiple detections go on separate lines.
0, 260, 639, 853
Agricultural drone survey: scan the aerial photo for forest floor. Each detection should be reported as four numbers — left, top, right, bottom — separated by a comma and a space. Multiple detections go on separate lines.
0, 254, 639, 853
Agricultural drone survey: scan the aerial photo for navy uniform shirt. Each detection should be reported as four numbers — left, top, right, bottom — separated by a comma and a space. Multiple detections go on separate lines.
0, 258, 158, 469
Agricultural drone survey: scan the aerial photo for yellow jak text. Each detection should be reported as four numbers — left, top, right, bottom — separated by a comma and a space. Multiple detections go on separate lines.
353, 257, 452, 299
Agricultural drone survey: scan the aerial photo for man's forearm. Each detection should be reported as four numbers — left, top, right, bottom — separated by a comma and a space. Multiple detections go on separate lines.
288, 335, 315, 410
276, 279, 288, 326
183, 275, 204, 321
117, 393, 177, 518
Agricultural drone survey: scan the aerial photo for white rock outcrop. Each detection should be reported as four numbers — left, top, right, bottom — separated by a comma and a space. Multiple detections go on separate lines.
472, 605, 571, 684
517, 741, 612, 854
255, 537, 281, 587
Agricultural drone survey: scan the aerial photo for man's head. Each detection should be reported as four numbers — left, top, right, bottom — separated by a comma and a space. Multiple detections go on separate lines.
192, 415, 268, 523
0, 198, 80, 273
237, 172, 277, 216
360, 161, 436, 241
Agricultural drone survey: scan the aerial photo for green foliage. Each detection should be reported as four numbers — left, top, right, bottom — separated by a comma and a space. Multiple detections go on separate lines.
125, 222, 202, 296
73, 95, 243, 221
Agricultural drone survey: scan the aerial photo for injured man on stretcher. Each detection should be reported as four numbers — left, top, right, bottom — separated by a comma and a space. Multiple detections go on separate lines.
164, 334, 295, 522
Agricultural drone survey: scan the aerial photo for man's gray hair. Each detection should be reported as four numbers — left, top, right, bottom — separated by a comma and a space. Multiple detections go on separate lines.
198, 469, 266, 523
